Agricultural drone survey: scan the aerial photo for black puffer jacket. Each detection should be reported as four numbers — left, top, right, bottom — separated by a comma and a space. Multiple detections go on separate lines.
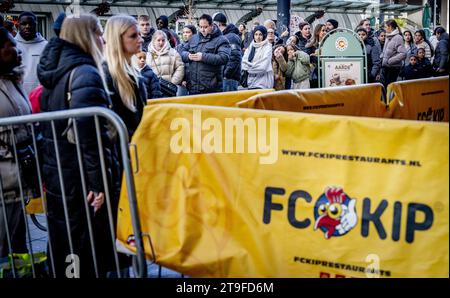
295, 34, 309, 51
140, 64, 163, 99
223, 24, 242, 82
37, 37, 121, 277
103, 63, 147, 139
180, 26, 231, 94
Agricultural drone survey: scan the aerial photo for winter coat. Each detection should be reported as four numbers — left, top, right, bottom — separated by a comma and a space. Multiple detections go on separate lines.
381, 29, 406, 68
242, 39, 274, 89
180, 26, 231, 94
0, 75, 32, 203
148, 39, 184, 85
417, 57, 433, 78
241, 31, 253, 50
364, 39, 381, 81
223, 24, 242, 82
103, 64, 147, 139
272, 55, 288, 91
141, 29, 155, 52
404, 64, 421, 80
15, 32, 48, 95
286, 50, 310, 83
37, 37, 122, 277
433, 33, 449, 71
295, 34, 309, 51
139, 64, 163, 99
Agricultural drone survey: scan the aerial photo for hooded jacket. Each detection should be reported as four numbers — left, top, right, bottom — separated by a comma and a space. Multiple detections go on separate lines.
139, 64, 163, 99
37, 37, 122, 276
156, 16, 180, 48
180, 25, 231, 94
148, 38, 184, 85
381, 29, 406, 68
15, 32, 48, 95
222, 24, 242, 82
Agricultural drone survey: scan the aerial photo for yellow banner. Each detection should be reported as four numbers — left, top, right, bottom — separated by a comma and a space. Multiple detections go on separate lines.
237, 84, 388, 118
117, 104, 449, 278
148, 89, 274, 107
387, 76, 449, 122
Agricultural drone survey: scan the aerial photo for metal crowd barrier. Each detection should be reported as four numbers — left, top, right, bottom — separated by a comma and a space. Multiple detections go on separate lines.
0, 107, 146, 278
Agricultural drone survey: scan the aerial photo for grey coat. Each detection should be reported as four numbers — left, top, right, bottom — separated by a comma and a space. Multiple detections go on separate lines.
381, 29, 406, 68
0, 76, 32, 202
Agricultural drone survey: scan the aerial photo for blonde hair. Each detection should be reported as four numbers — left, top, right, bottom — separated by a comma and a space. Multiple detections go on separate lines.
152, 30, 168, 44
104, 14, 140, 112
59, 13, 108, 93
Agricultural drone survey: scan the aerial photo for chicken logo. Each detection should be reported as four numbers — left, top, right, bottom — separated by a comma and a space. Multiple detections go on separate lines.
314, 187, 357, 239
335, 37, 348, 51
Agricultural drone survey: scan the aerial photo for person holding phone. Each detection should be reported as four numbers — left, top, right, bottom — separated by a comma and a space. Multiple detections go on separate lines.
180, 14, 231, 95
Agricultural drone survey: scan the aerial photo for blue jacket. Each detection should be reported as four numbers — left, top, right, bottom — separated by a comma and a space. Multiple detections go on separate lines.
180, 25, 231, 94
140, 65, 163, 99
222, 24, 242, 82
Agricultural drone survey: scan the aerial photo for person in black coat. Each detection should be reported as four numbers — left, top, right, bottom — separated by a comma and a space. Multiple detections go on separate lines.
135, 51, 162, 99
433, 28, 449, 76
37, 14, 121, 277
213, 13, 242, 91
403, 55, 421, 80
295, 22, 311, 51
180, 14, 231, 95
357, 28, 381, 82
417, 48, 433, 78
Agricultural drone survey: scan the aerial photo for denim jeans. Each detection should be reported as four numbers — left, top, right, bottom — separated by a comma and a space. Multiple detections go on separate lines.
223, 79, 239, 92
177, 85, 189, 97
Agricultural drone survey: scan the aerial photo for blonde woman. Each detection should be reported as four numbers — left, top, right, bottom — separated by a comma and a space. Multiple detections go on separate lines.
147, 30, 184, 97
37, 13, 121, 277
104, 14, 147, 138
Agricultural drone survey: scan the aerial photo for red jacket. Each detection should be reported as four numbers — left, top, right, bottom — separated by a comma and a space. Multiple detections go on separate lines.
28, 84, 43, 113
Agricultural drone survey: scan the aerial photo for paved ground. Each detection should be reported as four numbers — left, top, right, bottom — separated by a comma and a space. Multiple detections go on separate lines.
26, 214, 184, 278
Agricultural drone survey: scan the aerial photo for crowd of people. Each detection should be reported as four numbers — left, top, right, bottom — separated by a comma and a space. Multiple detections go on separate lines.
0, 10, 449, 277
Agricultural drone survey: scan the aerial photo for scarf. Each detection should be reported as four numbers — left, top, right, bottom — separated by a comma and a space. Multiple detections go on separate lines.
248, 39, 269, 63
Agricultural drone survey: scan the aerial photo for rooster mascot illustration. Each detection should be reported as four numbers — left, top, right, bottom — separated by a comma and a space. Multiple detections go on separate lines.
314, 187, 357, 239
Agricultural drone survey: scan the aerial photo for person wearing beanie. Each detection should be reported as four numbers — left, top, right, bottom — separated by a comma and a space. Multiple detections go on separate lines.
213, 12, 242, 91
156, 15, 179, 48
326, 19, 339, 32
180, 14, 231, 95
53, 12, 66, 37
241, 25, 274, 89
15, 11, 48, 96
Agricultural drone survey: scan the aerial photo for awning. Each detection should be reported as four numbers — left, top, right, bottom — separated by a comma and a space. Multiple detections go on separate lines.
11, 0, 424, 14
